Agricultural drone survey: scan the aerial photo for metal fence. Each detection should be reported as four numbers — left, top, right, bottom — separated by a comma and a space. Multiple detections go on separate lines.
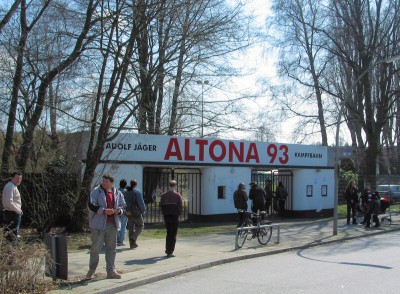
143, 200, 189, 224
251, 169, 293, 215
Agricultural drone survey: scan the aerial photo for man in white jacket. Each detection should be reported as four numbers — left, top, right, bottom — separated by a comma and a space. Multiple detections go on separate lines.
2, 171, 23, 245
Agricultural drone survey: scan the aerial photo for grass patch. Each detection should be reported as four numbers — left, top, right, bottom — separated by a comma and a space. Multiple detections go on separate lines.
338, 203, 347, 216
65, 222, 236, 252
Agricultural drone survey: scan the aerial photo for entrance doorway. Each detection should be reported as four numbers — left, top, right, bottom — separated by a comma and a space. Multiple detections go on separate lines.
251, 169, 293, 215
143, 167, 202, 222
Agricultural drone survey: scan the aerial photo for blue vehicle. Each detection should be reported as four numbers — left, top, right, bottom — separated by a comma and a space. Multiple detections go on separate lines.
376, 184, 400, 205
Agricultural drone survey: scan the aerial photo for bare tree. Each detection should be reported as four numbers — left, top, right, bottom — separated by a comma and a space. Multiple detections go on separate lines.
130, 0, 254, 136
68, 0, 145, 231
268, 0, 330, 146
325, 0, 400, 178
268, 0, 400, 179
0, 0, 22, 35
13, 0, 99, 172
1, 0, 52, 175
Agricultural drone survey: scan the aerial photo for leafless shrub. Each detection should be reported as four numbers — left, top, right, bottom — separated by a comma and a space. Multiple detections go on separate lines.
0, 239, 53, 293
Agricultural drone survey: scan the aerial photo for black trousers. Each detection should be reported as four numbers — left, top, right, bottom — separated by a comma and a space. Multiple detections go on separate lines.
278, 199, 286, 218
346, 202, 357, 224
365, 212, 380, 227
237, 210, 246, 227
2, 210, 21, 245
164, 215, 179, 255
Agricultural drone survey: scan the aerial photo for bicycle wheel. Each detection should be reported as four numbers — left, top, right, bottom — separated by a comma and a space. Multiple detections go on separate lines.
237, 219, 252, 248
257, 220, 272, 245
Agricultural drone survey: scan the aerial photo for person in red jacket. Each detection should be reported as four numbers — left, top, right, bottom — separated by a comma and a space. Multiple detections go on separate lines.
160, 180, 183, 258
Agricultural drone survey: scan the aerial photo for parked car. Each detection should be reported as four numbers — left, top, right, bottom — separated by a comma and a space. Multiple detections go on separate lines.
376, 184, 400, 204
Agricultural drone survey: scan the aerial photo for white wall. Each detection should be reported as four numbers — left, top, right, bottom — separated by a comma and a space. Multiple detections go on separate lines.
91, 162, 334, 215
292, 169, 334, 212
93, 164, 143, 190
201, 166, 252, 215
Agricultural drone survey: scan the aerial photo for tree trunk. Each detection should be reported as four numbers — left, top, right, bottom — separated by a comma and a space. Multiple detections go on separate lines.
1, 0, 28, 175
168, 3, 190, 135
0, 0, 22, 34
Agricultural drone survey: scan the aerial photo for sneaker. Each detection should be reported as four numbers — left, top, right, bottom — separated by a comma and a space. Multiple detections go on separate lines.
86, 268, 96, 279
130, 242, 138, 249
166, 254, 175, 258
117, 242, 125, 246
107, 271, 121, 279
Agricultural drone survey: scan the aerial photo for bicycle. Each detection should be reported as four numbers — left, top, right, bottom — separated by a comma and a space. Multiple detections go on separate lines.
236, 210, 272, 248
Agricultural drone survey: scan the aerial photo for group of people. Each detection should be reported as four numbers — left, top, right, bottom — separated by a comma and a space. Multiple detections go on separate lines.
115, 178, 145, 249
86, 173, 183, 280
344, 180, 381, 228
233, 180, 288, 227
1, 171, 183, 280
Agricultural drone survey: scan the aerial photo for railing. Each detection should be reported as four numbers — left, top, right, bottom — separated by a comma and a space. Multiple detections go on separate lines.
143, 200, 189, 224
235, 223, 280, 250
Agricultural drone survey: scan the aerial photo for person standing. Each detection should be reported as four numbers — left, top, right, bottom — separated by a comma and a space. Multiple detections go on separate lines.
233, 183, 248, 227
345, 180, 359, 225
365, 191, 381, 228
125, 179, 146, 249
362, 184, 380, 228
275, 181, 288, 219
2, 171, 23, 245
361, 183, 373, 225
160, 180, 183, 258
117, 179, 128, 246
264, 181, 273, 215
86, 173, 126, 280
249, 182, 266, 224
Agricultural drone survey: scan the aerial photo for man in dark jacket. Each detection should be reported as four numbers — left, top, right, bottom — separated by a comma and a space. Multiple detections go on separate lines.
233, 183, 248, 227
364, 189, 381, 228
361, 184, 373, 226
124, 179, 146, 249
249, 182, 266, 224
276, 181, 288, 219
264, 180, 273, 215
160, 180, 183, 258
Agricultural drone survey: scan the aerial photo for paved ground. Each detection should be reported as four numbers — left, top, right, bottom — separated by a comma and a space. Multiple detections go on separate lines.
50, 213, 400, 294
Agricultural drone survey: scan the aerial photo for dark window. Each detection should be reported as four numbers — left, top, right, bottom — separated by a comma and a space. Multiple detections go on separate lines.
218, 186, 225, 199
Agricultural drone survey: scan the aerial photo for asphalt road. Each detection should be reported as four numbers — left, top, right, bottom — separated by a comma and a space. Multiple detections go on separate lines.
124, 230, 400, 294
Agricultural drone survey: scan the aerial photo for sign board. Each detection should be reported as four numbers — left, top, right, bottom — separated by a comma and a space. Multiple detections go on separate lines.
101, 133, 328, 167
